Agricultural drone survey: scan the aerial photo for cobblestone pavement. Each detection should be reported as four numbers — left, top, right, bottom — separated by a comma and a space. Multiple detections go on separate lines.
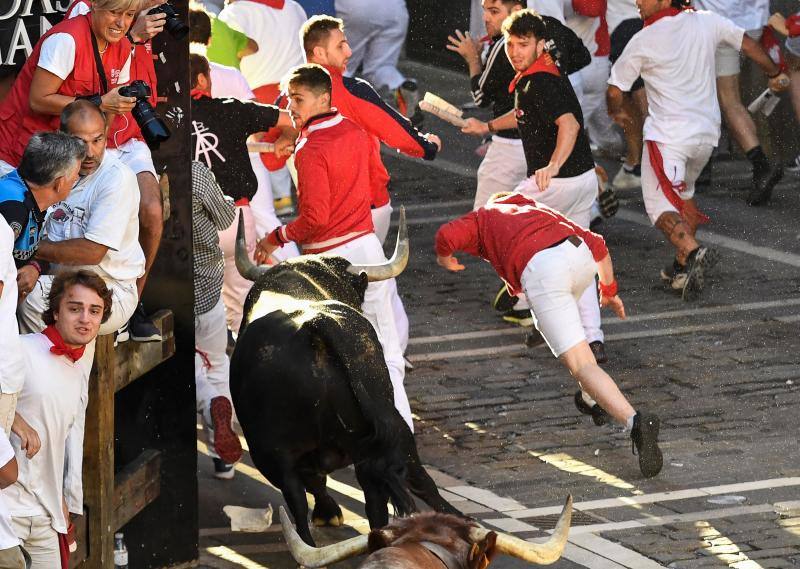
197, 60, 800, 568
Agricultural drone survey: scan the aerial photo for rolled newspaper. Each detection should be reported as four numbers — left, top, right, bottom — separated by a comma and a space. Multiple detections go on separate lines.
420, 92, 467, 128
748, 88, 781, 117
246, 141, 276, 153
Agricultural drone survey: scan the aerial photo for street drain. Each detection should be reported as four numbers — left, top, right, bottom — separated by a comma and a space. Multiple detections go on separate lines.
526, 511, 598, 528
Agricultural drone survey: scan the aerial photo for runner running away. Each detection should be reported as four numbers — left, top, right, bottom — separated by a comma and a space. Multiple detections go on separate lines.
435, 191, 663, 479
606, 0, 790, 300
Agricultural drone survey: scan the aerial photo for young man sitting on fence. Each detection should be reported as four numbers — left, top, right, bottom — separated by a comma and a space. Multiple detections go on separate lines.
7, 270, 111, 569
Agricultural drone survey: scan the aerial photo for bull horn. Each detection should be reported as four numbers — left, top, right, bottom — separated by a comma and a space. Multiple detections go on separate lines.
235, 213, 270, 282
279, 506, 369, 568
346, 206, 409, 281
469, 495, 572, 565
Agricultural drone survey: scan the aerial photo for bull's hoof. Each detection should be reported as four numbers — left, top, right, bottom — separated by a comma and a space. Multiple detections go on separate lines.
312, 497, 343, 527
312, 514, 344, 527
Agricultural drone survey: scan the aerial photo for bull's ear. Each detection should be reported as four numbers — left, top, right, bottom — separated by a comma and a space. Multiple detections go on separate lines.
367, 529, 394, 552
468, 531, 498, 569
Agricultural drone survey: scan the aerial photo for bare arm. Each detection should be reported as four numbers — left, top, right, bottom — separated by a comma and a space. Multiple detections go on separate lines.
596, 253, 626, 319
0, 456, 17, 489
534, 112, 580, 190
36, 238, 109, 266
461, 109, 518, 136
30, 68, 137, 117
238, 38, 258, 60
741, 35, 790, 91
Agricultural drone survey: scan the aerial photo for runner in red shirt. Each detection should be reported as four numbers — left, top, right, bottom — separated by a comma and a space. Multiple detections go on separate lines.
254, 64, 414, 431
435, 192, 663, 479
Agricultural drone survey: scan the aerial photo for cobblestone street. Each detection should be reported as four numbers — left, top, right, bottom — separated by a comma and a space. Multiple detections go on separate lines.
197, 60, 800, 568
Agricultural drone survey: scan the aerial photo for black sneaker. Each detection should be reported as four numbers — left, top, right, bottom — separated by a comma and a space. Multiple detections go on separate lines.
525, 328, 545, 348
681, 247, 719, 302
492, 284, 517, 312
113, 321, 129, 347
502, 309, 533, 327
213, 458, 235, 480
660, 258, 687, 291
630, 412, 663, 478
747, 164, 783, 206
574, 390, 610, 426
129, 303, 162, 342
589, 341, 608, 364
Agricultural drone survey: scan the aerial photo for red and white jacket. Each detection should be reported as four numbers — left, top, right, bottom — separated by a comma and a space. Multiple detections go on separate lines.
435, 193, 609, 295
267, 111, 376, 253
262, 64, 438, 209
0, 14, 131, 166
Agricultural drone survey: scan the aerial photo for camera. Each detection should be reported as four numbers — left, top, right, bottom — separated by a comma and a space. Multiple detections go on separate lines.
118, 80, 171, 150
147, 3, 189, 41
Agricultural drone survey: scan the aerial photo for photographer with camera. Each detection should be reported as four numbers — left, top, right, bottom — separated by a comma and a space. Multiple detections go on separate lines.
65, 0, 183, 342
0, 0, 141, 175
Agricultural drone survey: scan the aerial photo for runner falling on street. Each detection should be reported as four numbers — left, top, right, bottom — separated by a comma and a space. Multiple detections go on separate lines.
435, 191, 663, 479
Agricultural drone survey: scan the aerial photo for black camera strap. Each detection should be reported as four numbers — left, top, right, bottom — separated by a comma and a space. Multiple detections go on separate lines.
89, 32, 109, 94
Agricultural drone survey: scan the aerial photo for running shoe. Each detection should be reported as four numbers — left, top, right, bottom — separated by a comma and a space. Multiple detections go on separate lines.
209, 396, 242, 465
630, 412, 663, 478
786, 154, 800, 174
213, 458, 235, 480
274, 196, 294, 216
681, 247, 719, 302
748, 163, 783, 206
611, 164, 641, 190
129, 303, 162, 342
493, 284, 518, 312
574, 390, 610, 426
502, 309, 533, 327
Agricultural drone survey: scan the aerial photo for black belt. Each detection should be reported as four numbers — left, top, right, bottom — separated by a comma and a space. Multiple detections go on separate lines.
546, 234, 582, 250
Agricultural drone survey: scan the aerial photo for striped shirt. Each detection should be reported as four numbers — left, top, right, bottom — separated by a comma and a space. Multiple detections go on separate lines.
192, 161, 235, 316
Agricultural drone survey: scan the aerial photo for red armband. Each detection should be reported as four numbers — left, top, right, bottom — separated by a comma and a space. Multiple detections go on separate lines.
599, 280, 618, 298
28, 260, 42, 274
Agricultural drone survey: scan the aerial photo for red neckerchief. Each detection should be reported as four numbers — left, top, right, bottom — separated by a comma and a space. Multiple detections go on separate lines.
644, 6, 693, 27
191, 88, 210, 100
42, 325, 85, 362
243, 0, 285, 8
508, 52, 560, 93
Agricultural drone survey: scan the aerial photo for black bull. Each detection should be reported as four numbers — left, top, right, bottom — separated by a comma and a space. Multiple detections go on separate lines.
229, 209, 461, 545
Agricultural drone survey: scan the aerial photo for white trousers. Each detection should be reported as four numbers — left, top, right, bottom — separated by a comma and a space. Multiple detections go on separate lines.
641, 141, 714, 225
17, 274, 138, 336
195, 296, 231, 411
514, 169, 603, 343
521, 240, 597, 357
474, 136, 528, 210
219, 204, 299, 334
336, 0, 408, 91
578, 56, 621, 152
326, 233, 412, 430
370, 203, 409, 353
11, 516, 59, 569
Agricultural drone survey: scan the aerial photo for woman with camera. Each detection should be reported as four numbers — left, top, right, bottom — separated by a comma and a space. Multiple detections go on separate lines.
0, 0, 142, 175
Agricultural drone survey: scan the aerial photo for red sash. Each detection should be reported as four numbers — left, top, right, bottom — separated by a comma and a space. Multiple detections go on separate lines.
508, 53, 560, 93
646, 141, 709, 224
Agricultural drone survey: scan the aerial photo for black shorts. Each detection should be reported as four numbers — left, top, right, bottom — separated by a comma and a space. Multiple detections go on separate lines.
610, 18, 644, 91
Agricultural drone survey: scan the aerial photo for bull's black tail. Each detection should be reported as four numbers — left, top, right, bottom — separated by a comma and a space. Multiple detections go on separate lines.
308, 305, 416, 514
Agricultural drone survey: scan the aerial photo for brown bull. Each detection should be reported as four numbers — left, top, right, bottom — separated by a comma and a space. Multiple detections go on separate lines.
279, 495, 572, 568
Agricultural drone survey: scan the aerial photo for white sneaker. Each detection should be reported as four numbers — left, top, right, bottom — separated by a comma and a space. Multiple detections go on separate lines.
114, 322, 130, 347
612, 164, 641, 190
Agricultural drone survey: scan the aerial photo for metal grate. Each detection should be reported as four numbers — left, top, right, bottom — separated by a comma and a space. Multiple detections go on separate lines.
526, 511, 599, 528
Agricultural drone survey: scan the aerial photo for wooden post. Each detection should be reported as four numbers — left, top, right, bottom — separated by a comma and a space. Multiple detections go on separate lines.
82, 335, 117, 568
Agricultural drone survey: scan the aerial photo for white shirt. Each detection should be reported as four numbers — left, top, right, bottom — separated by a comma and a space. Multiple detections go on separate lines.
566, 13, 600, 56
530, 0, 565, 23
217, 0, 307, 89
606, 0, 640, 35
5, 334, 86, 533
608, 10, 744, 146
38, 33, 132, 84
211, 62, 255, 100
693, 0, 769, 32
0, 432, 19, 550
44, 153, 145, 283
0, 218, 24, 394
